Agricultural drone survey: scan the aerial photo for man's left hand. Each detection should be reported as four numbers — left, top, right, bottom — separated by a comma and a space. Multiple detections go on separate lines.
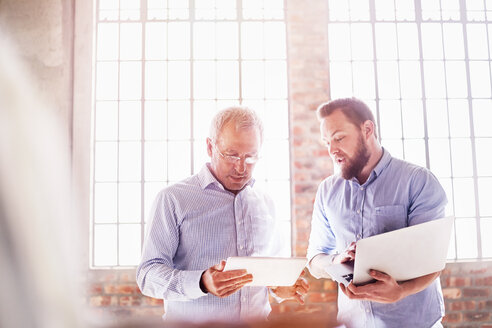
340, 269, 404, 303
270, 271, 310, 305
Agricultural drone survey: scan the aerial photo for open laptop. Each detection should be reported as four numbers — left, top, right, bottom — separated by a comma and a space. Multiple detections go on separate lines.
324, 216, 454, 286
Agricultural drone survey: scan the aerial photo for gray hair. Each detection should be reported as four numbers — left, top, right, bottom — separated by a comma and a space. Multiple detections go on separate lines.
209, 106, 264, 143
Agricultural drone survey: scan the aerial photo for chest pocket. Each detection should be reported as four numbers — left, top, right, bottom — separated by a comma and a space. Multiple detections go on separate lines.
374, 204, 407, 233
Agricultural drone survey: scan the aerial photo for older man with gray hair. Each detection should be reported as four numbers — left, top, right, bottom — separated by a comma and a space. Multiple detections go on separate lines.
137, 106, 308, 323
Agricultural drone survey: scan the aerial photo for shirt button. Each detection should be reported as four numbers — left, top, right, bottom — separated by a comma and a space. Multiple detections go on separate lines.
239, 245, 244, 250
356, 209, 361, 214
366, 309, 370, 313
241, 297, 246, 302
360, 187, 364, 191
357, 233, 362, 239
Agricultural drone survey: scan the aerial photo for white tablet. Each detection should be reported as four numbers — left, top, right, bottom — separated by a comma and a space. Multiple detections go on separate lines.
223, 256, 307, 286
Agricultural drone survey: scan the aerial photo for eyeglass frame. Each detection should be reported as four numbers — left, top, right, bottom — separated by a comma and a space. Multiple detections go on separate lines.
211, 140, 260, 165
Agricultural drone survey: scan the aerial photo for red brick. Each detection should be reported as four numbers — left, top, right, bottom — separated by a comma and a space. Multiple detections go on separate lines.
119, 295, 142, 307
143, 296, 164, 306
119, 272, 134, 282
323, 280, 338, 291
449, 300, 476, 311
90, 295, 118, 307
442, 287, 462, 299
478, 300, 492, 310
442, 313, 462, 323
446, 276, 471, 287
464, 312, 490, 322
463, 288, 490, 298
103, 284, 117, 294
475, 276, 492, 286
308, 291, 337, 303
117, 284, 137, 294
88, 283, 103, 295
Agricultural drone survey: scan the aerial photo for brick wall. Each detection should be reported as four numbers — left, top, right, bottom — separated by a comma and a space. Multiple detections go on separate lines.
83, 0, 492, 326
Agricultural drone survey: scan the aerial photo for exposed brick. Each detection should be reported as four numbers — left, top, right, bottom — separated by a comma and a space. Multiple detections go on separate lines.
478, 300, 492, 310
475, 276, 492, 286
443, 287, 462, 299
446, 276, 472, 287
323, 280, 338, 291
308, 292, 337, 303
464, 312, 491, 322
88, 283, 103, 295
119, 295, 142, 307
142, 296, 164, 306
449, 300, 476, 311
443, 312, 462, 323
463, 288, 490, 298
90, 295, 118, 307
117, 284, 137, 294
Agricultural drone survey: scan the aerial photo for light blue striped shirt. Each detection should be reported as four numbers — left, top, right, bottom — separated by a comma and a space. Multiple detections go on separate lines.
307, 149, 447, 328
136, 164, 282, 322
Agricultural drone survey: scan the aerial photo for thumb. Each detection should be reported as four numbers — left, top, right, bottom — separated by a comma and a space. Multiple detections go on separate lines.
370, 270, 390, 282
214, 260, 226, 272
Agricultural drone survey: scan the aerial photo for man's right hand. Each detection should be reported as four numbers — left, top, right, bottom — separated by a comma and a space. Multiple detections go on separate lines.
333, 242, 356, 264
200, 260, 253, 298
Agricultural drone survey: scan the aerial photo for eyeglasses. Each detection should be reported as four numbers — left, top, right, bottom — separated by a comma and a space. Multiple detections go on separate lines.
212, 141, 260, 165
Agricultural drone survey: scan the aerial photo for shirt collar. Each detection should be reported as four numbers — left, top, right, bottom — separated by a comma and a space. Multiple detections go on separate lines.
197, 163, 255, 191
371, 147, 392, 178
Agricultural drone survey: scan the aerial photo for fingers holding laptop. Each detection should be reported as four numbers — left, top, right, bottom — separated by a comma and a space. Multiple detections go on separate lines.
333, 242, 356, 264
340, 269, 404, 303
201, 260, 253, 298
269, 271, 310, 305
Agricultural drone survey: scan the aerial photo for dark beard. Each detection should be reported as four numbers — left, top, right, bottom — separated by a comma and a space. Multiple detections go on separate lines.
341, 135, 370, 180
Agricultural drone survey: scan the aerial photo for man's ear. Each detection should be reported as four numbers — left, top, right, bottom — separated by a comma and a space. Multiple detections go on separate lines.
362, 120, 375, 139
206, 138, 213, 157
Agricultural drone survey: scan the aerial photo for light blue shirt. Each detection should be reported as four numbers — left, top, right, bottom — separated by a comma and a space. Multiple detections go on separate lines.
136, 164, 282, 322
307, 149, 447, 328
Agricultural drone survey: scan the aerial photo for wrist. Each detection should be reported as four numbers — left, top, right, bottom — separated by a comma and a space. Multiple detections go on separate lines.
199, 271, 208, 293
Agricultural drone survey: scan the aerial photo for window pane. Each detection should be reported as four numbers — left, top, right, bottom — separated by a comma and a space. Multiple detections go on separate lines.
119, 183, 141, 223
423, 61, 446, 98
426, 100, 449, 138
478, 178, 492, 216
439, 177, 455, 216
264, 100, 289, 139
242, 61, 264, 99
97, 23, 119, 60
119, 101, 141, 141
146, 22, 167, 60
119, 224, 141, 265
352, 61, 375, 99
145, 141, 167, 181
429, 139, 452, 177
194, 61, 216, 99
264, 22, 286, 59
144, 182, 166, 221
445, 61, 468, 98
443, 23, 465, 59
216, 61, 239, 99
375, 23, 397, 60
267, 180, 291, 219
328, 0, 350, 21
95, 142, 118, 181
217, 22, 239, 59
401, 100, 424, 138
351, 23, 373, 60
168, 141, 191, 181
475, 138, 492, 176
120, 62, 141, 100
193, 139, 209, 173
399, 61, 422, 99
168, 22, 190, 59
145, 61, 167, 100
467, 24, 488, 59
329, 24, 351, 60
481, 218, 492, 257
94, 183, 118, 223
264, 140, 290, 180
397, 23, 419, 60
404, 139, 426, 167
473, 99, 492, 137
469, 61, 491, 98
395, 0, 415, 20
168, 101, 190, 140
119, 142, 141, 181
193, 22, 215, 59
265, 61, 287, 99
94, 224, 117, 266
120, 23, 141, 60
277, 220, 291, 257
375, 0, 395, 20
96, 62, 118, 100
421, 23, 444, 59
450, 139, 473, 177
95, 101, 118, 141
455, 218, 478, 258
193, 100, 217, 139
379, 100, 402, 138
241, 22, 264, 60
377, 61, 400, 99
145, 101, 167, 140
448, 99, 470, 138
453, 178, 476, 217
329, 61, 352, 98
381, 139, 403, 159
167, 61, 190, 99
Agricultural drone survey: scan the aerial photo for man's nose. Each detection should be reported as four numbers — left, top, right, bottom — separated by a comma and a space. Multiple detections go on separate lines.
234, 158, 247, 173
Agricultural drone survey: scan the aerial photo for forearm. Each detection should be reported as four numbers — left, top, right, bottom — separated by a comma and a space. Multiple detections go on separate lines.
136, 260, 206, 301
308, 253, 336, 279
399, 271, 441, 299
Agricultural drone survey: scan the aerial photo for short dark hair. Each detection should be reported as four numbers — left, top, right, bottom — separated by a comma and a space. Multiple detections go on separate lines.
316, 98, 378, 138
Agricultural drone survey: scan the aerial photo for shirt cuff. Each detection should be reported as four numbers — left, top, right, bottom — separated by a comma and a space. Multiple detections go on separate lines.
268, 287, 285, 303
181, 270, 208, 299
307, 253, 336, 279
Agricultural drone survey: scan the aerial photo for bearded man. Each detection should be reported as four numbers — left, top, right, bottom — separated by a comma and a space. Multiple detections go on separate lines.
307, 98, 448, 328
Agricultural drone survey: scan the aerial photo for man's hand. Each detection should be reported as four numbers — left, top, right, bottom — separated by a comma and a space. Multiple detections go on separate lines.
340, 270, 403, 303
270, 271, 310, 305
339, 270, 441, 304
200, 260, 253, 298
333, 242, 356, 264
